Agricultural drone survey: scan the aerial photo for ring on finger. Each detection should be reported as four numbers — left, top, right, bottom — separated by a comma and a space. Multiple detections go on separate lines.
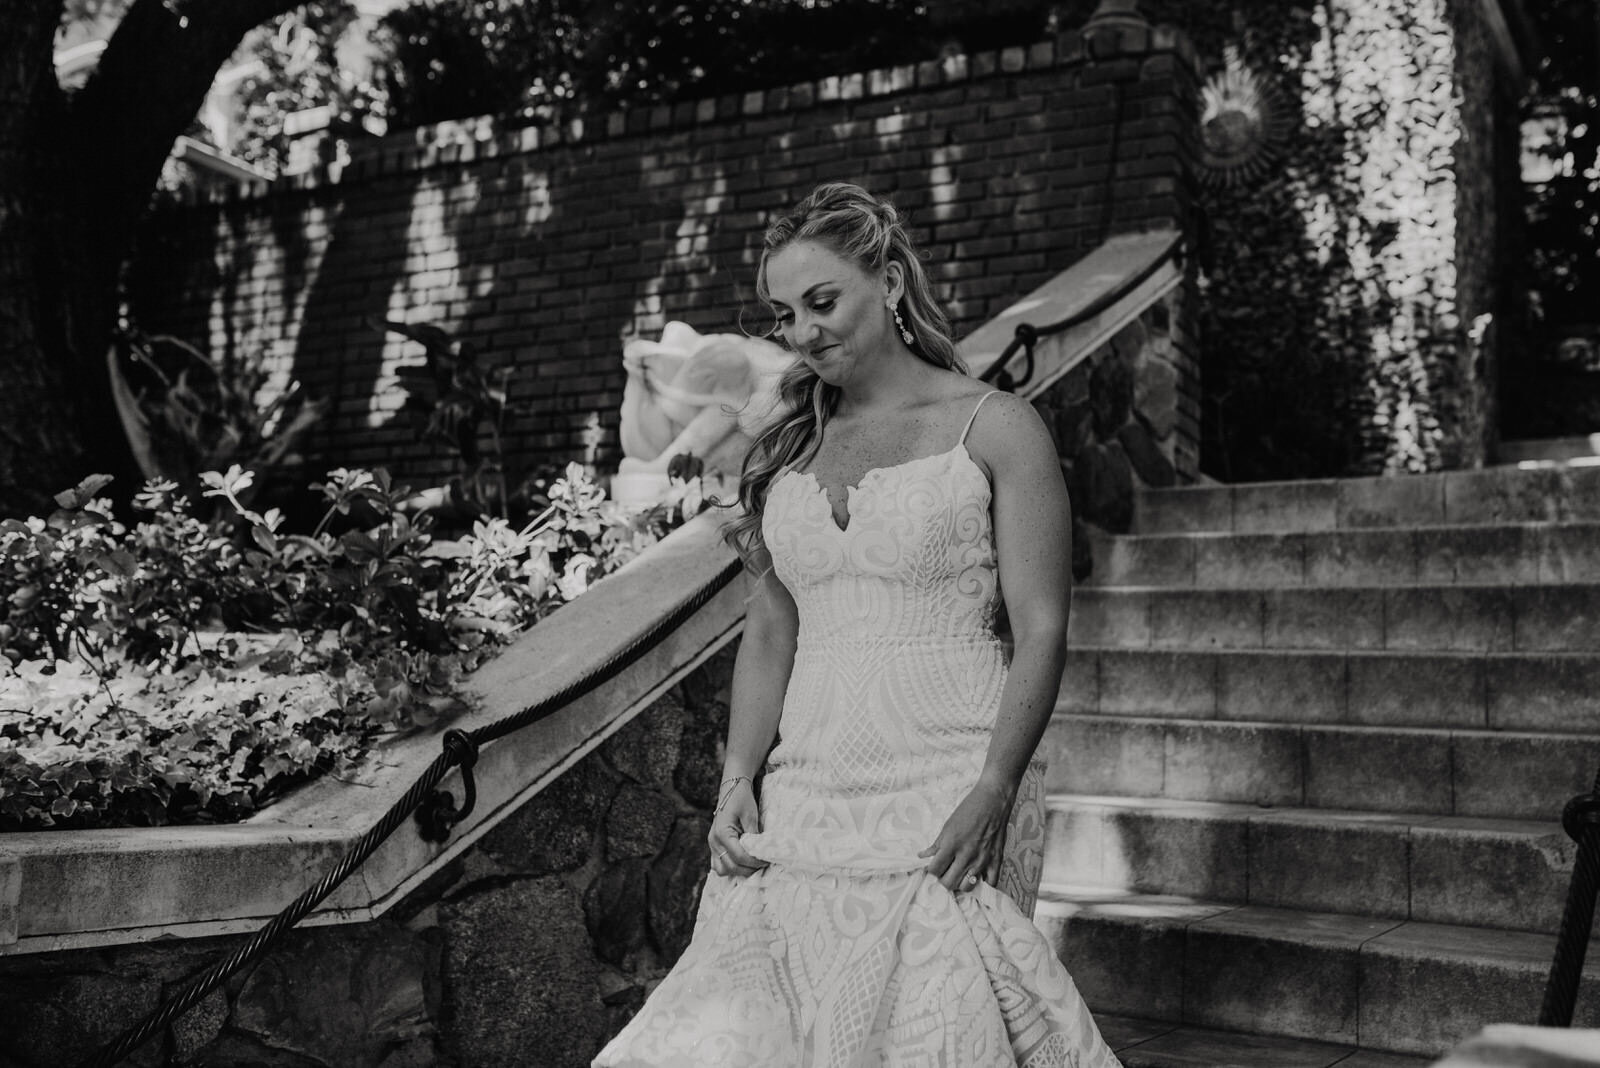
960, 872, 978, 889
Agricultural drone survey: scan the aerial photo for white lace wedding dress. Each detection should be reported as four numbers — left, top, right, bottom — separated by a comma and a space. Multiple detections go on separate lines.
593, 392, 1122, 1068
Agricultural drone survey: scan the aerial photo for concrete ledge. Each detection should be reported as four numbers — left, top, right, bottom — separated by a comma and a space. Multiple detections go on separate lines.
0, 511, 746, 956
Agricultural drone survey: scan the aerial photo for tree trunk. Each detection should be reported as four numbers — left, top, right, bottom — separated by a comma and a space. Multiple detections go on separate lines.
0, 0, 80, 516
0, 0, 303, 518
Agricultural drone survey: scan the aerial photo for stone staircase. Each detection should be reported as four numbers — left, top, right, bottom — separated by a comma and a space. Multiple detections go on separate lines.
1038, 465, 1600, 1065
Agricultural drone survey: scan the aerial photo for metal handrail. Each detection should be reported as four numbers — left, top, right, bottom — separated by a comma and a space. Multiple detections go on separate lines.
978, 229, 1183, 393
1539, 764, 1600, 1027
82, 553, 744, 1068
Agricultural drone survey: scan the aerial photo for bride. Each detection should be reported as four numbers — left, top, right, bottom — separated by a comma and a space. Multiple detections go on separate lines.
594, 182, 1122, 1067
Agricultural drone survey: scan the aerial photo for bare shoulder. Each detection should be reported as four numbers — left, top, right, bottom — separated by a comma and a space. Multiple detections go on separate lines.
967, 388, 1038, 427
962, 390, 1056, 477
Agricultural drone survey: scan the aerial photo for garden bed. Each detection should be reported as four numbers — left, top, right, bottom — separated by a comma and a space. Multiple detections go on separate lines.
1, 463, 709, 832
0, 506, 745, 952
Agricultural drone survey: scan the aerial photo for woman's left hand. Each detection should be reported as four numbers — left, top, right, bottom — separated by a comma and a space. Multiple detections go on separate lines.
918, 777, 1015, 893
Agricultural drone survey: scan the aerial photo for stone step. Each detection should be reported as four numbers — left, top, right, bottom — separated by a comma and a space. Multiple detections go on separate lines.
1040, 714, 1600, 820
1043, 795, 1573, 934
1132, 465, 1600, 536
1497, 436, 1600, 466
1036, 887, 1600, 1056
1068, 583, 1600, 654
1082, 522, 1600, 590
1100, 1014, 1432, 1067
1057, 647, 1600, 733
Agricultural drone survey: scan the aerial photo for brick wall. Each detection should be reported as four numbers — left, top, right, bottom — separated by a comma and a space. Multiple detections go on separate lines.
128, 25, 1201, 490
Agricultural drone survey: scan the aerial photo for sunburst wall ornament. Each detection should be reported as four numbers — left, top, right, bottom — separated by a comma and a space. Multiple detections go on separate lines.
1197, 46, 1293, 189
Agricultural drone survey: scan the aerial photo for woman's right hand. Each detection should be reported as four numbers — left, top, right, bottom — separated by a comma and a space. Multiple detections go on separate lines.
709, 776, 768, 878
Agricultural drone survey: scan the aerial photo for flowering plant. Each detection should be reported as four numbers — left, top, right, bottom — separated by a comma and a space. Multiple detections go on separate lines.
0, 463, 705, 830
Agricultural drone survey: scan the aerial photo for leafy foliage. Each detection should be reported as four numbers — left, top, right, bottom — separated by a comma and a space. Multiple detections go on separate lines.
108, 325, 325, 507
1522, 0, 1600, 333
0, 464, 706, 830
376, 317, 521, 521
1140, 1, 1487, 478
212, 0, 1068, 147
225, 1, 386, 174
1499, 1, 1600, 438
371, 0, 1061, 128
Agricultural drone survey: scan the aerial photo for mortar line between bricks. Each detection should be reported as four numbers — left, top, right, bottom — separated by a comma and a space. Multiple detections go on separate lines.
1447, 730, 1459, 817
1509, 586, 1523, 652
1402, 823, 1416, 925
1094, 648, 1105, 716
1207, 649, 1219, 719
1476, 655, 1489, 730
1177, 908, 1201, 1027
1379, 586, 1391, 651
1352, 916, 1410, 1054
1297, 724, 1309, 808
1108, 1025, 1173, 1057
1242, 812, 1254, 909
1158, 720, 1170, 798
1338, 650, 1351, 723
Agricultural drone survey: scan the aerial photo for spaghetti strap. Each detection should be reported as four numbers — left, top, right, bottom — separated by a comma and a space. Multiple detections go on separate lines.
957, 389, 1003, 446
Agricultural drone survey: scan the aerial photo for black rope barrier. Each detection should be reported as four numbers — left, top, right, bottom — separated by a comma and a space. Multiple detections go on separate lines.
84, 79, 1174, 1059
83, 223, 1166, 1060
1539, 764, 1600, 1027
83, 553, 744, 1068
978, 231, 1182, 393
415, 729, 480, 842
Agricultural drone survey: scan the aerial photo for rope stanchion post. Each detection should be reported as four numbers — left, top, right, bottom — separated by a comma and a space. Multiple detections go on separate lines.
975, 233, 1181, 393
416, 729, 481, 842
1539, 765, 1600, 1027
81, 555, 743, 1067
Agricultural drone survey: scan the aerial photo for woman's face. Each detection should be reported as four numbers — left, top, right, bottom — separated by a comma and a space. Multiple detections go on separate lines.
764, 239, 901, 386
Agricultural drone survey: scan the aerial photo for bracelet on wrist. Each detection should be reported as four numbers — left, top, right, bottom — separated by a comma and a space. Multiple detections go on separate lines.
714, 775, 751, 815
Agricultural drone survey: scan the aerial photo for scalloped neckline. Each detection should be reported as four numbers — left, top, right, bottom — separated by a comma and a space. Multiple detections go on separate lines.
777, 442, 984, 534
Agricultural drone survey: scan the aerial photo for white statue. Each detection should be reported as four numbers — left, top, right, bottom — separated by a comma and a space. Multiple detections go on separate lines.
614, 321, 792, 505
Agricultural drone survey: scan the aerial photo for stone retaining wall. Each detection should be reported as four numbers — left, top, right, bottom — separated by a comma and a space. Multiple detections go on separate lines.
1034, 287, 1192, 545
0, 642, 737, 1068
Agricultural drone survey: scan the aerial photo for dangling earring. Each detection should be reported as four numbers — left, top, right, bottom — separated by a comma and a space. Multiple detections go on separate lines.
890, 301, 914, 346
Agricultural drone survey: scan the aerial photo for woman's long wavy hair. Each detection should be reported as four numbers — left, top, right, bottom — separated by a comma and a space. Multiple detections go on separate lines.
723, 182, 965, 565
